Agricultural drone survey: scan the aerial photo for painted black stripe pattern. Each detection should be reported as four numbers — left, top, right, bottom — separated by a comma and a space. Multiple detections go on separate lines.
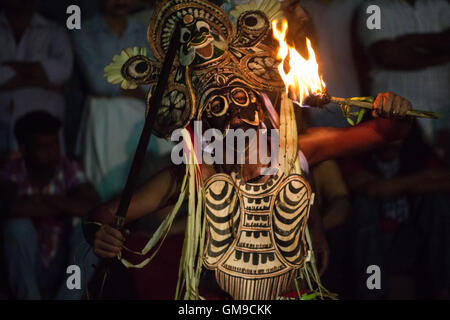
204, 178, 240, 267
272, 177, 310, 266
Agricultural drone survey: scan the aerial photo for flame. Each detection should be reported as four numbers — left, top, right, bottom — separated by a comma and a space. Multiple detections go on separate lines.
272, 19, 326, 105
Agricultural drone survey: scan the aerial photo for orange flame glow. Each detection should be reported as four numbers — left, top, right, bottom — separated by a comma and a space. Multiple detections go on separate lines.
272, 19, 326, 105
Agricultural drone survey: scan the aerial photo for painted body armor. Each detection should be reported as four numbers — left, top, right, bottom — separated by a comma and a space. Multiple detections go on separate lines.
204, 171, 312, 299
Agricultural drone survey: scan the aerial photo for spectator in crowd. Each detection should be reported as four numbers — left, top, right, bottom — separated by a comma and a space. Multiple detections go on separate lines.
342, 120, 450, 299
0, 111, 100, 299
73, 0, 173, 201
73, 0, 147, 98
312, 160, 351, 233
0, 0, 73, 157
311, 159, 351, 296
356, 0, 450, 142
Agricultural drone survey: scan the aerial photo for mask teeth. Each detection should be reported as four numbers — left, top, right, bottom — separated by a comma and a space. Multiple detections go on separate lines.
241, 111, 260, 126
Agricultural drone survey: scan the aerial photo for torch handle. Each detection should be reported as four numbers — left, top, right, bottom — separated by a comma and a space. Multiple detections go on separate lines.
329, 97, 439, 119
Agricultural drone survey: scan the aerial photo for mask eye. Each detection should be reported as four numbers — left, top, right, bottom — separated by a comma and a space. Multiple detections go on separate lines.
209, 95, 229, 117
127, 59, 149, 79
242, 12, 267, 30
196, 21, 210, 34
181, 28, 191, 43
231, 88, 250, 107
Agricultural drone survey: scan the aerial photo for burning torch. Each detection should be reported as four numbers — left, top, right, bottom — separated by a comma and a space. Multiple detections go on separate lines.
272, 20, 440, 121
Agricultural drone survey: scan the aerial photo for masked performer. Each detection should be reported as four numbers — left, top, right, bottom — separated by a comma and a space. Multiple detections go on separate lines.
86, 0, 413, 300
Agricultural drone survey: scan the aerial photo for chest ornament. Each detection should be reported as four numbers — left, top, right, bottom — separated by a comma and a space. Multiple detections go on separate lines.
203, 171, 312, 299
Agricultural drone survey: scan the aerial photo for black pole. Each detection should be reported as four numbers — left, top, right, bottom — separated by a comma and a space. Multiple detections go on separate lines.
113, 25, 181, 229
92, 25, 181, 299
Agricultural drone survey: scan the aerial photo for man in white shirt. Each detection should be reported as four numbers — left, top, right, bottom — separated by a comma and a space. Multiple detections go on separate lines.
0, 0, 73, 154
73, 0, 173, 201
356, 0, 450, 141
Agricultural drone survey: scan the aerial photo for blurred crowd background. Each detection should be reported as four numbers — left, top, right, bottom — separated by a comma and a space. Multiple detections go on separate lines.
0, 0, 448, 300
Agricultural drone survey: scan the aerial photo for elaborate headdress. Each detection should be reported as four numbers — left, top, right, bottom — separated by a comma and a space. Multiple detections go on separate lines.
105, 0, 285, 138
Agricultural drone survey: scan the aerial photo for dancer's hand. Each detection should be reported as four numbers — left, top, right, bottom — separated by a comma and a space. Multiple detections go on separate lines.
93, 225, 129, 258
373, 92, 412, 119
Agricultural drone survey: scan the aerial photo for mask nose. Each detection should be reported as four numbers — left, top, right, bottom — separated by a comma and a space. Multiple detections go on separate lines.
232, 103, 260, 126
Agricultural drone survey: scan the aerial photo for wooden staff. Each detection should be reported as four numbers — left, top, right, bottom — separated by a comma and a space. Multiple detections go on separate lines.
113, 25, 181, 229
92, 25, 181, 299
